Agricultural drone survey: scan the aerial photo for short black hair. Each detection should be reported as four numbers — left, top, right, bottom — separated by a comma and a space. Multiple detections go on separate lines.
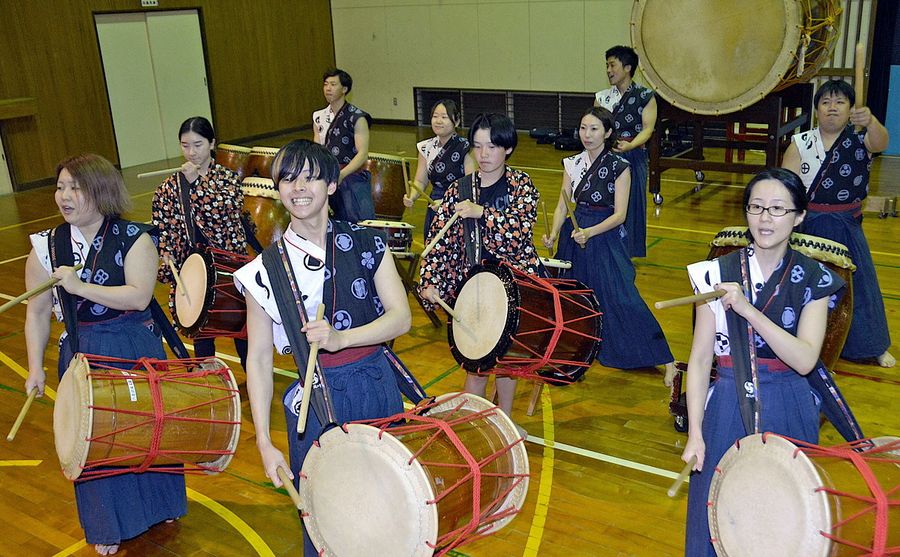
605, 45, 639, 78
178, 116, 215, 142
323, 68, 353, 93
743, 167, 808, 213
581, 106, 618, 151
432, 99, 461, 126
814, 79, 855, 107
271, 139, 340, 185
468, 113, 517, 159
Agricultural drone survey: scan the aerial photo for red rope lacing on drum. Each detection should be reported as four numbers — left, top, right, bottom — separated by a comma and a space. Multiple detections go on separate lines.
354, 393, 528, 556
765, 433, 900, 556
492, 266, 601, 385
74, 355, 240, 481
190, 247, 251, 340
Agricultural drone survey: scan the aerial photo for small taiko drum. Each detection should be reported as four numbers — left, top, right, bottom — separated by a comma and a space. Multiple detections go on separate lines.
215, 143, 251, 179
174, 246, 251, 339
449, 262, 601, 384
707, 226, 855, 371
709, 433, 900, 557
54, 354, 241, 480
246, 146, 280, 178
365, 152, 409, 221
539, 256, 572, 278
241, 177, 291, 250
300, 392, 529, 556
358, 220, 414, 254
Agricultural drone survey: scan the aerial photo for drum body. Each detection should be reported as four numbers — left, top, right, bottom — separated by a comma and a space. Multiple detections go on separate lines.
709, 433, 899, 556
358, 219, 414, 253
54, 354, 241, 480
707, 226, 854, 371
174, 246, 251, 339
539, 256, 572, 278
300, 392, 529, 557
215, 143, 251, 179
365, 153, 409, 220
449, 263, 601, 384
631, 0, 840, 114
241, 177, 292, 250
246, 146, 280, 178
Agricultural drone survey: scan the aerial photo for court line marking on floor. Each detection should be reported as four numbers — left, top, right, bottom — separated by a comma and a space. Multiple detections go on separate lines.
0, 351, 58, 399
523, 386, 555, 557
51, 540, 87, 557
525, 435, 679, 481
0, 460, 42, 466
186, 487, 276, 557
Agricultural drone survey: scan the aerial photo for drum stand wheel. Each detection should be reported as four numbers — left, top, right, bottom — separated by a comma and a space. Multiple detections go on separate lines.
653, 192, 664, 205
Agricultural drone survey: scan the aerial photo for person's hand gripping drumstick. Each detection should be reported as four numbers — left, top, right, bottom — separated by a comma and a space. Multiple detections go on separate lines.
0, 263, 85, 315
404, 180, 441, 210
297, 304, 327, 434
6, 388, 38, 442
276, 466, 303, 510
421, 213, 460, 258
163, 254, 191, 305
667, 455, 697, 498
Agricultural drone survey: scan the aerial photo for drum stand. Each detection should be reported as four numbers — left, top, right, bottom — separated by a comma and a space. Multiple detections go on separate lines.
391, 251, 443, 328
648, 83, 813, 204
490, 380, 545, 417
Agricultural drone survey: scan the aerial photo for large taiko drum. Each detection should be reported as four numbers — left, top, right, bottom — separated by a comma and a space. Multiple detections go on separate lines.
241, 177, 291, 250
246, 146, 280, 178
707, 226, 854, 371
300, 392, 529, 556
365, 152, 409, 221
358, 219, 414, 254
174, 246, 251, 339
215, 143, 251, 179
709, 433, 899, 556
54, 354, 241, 480
631, 0, 841, 114
449, 262, 601, 384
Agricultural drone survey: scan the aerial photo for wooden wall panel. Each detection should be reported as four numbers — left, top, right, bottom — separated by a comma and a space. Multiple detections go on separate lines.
0, 0, 335, 188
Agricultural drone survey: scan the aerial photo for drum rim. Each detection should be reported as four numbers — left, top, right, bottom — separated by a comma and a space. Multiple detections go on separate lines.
300, 423, 439, 556
54, 354, 95, 480
216, 143, 251, 154
173, 248, 217, 337
195, 358, 242, 474
631, 0, 802, 115
709, 226, 856, 271
708, 434, 832, 556
448, 264, 520, 372
249, 146, 280, 155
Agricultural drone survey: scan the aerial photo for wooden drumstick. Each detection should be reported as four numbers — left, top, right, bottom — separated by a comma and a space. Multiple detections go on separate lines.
164, 255, 191, 305
421, 213, 459, 258
297, 303, 327, 434
562, 198, 587, 249
433, 296, 462, 323
541, 201, 553, 256
6, 388, 37, 442
136, 166, 182, 179
408, 180, 441, 209
667, 456, 697, 498
0, 263, 84, 315
276, 465, 303, 510
655, 290, 725, 310
854, 43, 865, 132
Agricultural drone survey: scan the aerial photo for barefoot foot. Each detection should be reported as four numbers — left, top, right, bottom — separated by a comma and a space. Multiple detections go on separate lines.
877, 351, 896, 368
94, 544, 119, 556
663, 362, 678, 388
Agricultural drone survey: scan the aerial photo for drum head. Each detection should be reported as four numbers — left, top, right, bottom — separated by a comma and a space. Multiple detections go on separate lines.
54, 355, 93, 480
301, 424, 438, 557
709, 434, 831, 557
449, 266, 514, 368
632, 0, 801, 114
174, 251, 210, 331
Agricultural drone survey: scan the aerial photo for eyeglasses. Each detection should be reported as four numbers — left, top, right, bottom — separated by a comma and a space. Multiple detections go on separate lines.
746, 204, 800, 217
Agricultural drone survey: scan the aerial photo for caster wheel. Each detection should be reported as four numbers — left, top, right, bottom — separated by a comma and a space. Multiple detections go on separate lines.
695, 170, 705, 182
674, 414, 688, 433
653, 192, 663, 205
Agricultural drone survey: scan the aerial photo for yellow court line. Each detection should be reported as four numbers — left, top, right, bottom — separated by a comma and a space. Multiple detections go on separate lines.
186, 487, 276, 557
0, 214, 59, 233
647, 224, 719, 236
51, 540, 87, 557
0, 460, 42, 466
0, 351, 57, 400
523, 387, 554, 557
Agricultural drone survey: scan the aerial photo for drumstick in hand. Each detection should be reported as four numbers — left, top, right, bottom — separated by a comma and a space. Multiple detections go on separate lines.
667, 456, 697, 498
408, 181, 441, 209
655, 290, 725, 310
421, 213, 459, 258
854, 43, 865, 132
433, 296, 462, 323
136, 166, 182, 179
164, 255, 191, 305
563, 198, 586, 249
0, 263, 84, 315
297, 303, 327, 434
6, 388, 37, 442
276, 465, 303, 510
541, 201, 553, 256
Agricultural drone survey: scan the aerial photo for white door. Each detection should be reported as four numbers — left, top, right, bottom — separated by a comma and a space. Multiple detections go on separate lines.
95, 10, 211, 168
0, 134, 13, 195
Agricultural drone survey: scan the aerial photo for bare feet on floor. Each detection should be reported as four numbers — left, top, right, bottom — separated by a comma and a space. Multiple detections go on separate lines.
877, 351, 896, 368
663, 362, 678, 387
94, 544, 119, 556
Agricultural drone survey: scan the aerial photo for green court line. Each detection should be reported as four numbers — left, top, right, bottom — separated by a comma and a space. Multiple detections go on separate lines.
423, 363, 461, 389
645, 237, 663, 251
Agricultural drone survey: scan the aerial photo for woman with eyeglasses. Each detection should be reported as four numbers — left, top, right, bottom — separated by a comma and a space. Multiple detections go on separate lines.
679, 168, 847, 556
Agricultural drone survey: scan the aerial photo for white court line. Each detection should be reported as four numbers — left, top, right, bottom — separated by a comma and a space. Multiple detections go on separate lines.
0, 254, 28, 266
525, 435, 680, 481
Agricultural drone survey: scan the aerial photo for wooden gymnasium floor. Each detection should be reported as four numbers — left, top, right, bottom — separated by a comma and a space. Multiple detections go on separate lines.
0, 125, 897, 556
